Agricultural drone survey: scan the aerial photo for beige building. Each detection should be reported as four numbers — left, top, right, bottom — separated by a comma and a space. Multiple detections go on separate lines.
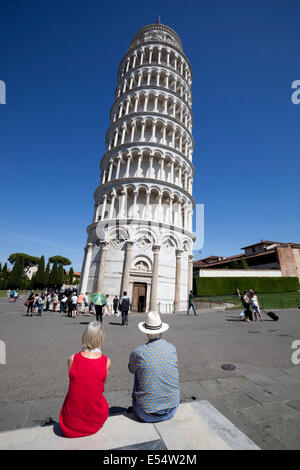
194, 240, 300, 281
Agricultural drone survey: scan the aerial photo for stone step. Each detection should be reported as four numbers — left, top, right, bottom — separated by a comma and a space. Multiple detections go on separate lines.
0, 400, 259, 450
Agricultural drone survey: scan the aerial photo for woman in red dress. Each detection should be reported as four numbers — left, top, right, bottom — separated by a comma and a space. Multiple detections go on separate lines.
60, 321, 111, 438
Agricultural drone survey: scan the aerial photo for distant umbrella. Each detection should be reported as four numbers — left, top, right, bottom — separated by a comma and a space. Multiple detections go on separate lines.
90, 292, 106, 306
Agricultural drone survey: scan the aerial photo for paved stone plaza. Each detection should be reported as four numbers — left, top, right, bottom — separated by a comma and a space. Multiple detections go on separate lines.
1, 298, 300, 449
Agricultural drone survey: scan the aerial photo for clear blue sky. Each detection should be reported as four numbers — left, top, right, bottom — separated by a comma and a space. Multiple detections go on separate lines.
0, 0, 299, 271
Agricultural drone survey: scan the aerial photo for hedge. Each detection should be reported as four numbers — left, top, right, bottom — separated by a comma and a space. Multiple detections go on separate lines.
194, 276, 300, 297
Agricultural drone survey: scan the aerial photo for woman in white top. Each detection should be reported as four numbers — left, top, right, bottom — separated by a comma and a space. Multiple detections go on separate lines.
103, 294, 111, 316
250, 291, 263, 321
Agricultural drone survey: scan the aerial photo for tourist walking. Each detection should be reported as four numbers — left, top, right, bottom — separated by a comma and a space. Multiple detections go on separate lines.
59, 322, 111, 438
83, 293, 89, 314
52, 293, 59, 312
187, 290, 197, 315
71, 292, 78, 318
9, 290, 15, 302
113, 295, 119, 316
241, 291, 252, 322
26, 291, 35, 316
95, 304, 104, 323
119, 291, 131, 326
103, 295, 111, 316
77, 293, 84, 314
89, 301, 95, 315
45, 293, 51, 311
60, 295, 68, 313
67, 296, 73, 317
250, 290, 263, 321
37, 293, 46, 316
128, 311, 180, 423
33, 293, 40, 313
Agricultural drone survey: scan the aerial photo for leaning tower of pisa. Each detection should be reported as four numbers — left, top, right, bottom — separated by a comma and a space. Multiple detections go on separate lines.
79, 23, 195, 313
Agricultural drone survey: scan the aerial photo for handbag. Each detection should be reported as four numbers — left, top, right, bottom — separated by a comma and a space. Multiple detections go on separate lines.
24, 301, 29, 306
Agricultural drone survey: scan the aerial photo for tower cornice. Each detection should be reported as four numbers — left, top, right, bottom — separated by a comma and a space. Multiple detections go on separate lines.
99, 142, 195, 174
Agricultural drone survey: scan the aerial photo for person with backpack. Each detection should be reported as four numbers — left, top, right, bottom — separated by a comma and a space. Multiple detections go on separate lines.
187, 290, 197, 315
119, 291, 131, 326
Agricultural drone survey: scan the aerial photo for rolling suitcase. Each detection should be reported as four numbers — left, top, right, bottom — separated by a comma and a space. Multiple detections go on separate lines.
263, 310, 279, 321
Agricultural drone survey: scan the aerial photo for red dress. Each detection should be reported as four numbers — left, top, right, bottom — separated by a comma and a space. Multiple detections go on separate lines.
59, 352, 109, 438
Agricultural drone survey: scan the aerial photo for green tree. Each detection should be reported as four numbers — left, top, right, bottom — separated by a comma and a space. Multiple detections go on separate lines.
49, 261, 58, 288
49, 256, 71, 266
8, 256, 25, 289
1, 263, 8, 290
230, 260, 240, 269
57, 263, 65, 288
44, 261, 50, 287
34, 256, 45, 289
8, 253, 40, 273
68, 267, 74, 285
240, 256, 249, 269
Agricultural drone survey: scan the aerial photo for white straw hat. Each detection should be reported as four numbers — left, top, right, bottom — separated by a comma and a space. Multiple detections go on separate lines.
138, 311, 169, 335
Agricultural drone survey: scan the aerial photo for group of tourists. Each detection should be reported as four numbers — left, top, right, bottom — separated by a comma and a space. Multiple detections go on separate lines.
7, 289, 24, 302
23, 289, 133, 325
238, 289, 263, 322
94, 292, 132, 326
24, 289, 83, 317
59, 311, 179, 438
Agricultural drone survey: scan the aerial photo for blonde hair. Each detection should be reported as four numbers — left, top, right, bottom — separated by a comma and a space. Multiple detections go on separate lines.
82, 322, 105, 350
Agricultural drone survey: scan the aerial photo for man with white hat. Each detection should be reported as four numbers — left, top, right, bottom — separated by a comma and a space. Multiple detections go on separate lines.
128, 311, 180, 422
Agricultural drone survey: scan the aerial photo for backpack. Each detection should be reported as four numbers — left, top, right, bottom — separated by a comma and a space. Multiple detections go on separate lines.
121, 298, 130, 312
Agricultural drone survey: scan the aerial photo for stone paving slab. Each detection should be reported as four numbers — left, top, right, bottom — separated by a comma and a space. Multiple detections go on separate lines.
208, 391, 259, 413
200, 379, 230, 396
190, 400, 259, 450
215, 376, 284, 405
0, 401, 259, 450
222, 410, 288, 450
154, 403, 231, 450
244, 373, 300, 401
179, 380, 214, 403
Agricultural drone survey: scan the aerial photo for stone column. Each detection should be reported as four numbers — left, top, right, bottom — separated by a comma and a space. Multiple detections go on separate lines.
101, 194, 107, 220
130, 121, 136, 142
174, 249, 183, 311
149, 245, 160, 312
116, 155, 122, 179
145, 191, 150, 219
120, 241, 134, 295
79, 243, 93, 294
108, 160, 114, 181
169, 197, 173, 224
148, 155, 154, 178
132, 54, 137, 68
149, 48, 153, 64
125, 155, 131, 177
109, 193, 116, 219
120, 190, 127, 218
96, 242, 109, 292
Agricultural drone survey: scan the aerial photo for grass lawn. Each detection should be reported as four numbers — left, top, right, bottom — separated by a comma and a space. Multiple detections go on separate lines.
195, 292, 300, 310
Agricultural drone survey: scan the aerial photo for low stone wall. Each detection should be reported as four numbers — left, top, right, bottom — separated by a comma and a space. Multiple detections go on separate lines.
194, 300, 236, 310
197, 269, 282, 278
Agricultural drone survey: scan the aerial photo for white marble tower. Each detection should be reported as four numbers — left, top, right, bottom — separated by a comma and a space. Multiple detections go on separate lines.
79, 23, 195, 313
